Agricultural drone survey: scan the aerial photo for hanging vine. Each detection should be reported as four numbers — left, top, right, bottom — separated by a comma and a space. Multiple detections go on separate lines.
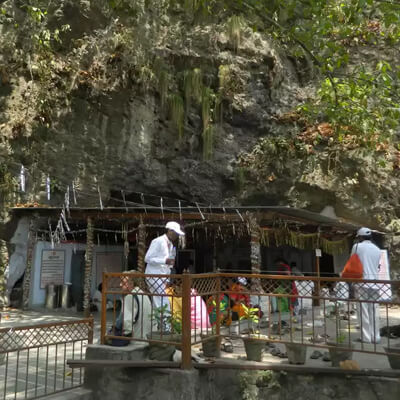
202, 86, 215, 160
169, 93, 185, 140
226, 15, 243, 52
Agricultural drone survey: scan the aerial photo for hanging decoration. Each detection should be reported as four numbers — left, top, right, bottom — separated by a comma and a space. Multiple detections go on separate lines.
140, 193, 147, 214
97, 184, 103, 210
20, 165, 25, 192
120, 190, 127, 213
72, 181, 77, 205
46, 176, 51, 200
123, 222, 129, 262
65, 186, 70, 215
195, 202, 205, 220
321, 236, 350, 255
260, 228, 351, 256
236, 209, 244, 222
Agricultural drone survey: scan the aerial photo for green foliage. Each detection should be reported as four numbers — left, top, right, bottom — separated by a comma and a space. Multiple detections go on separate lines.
174, 0, 400, 143
158, 70, 170, 110
184, 68, 203, 106
301, 60, 400, 140
239, 304, 260, 324
218, 65, 231, 94
169, 93, 185, 140
152, 305, 182, 334
202, 87, 216, 160
226, 15, 243, 52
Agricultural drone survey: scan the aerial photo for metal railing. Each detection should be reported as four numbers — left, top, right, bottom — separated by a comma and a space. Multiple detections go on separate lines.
0, 318, 93, 399
100, 272, 400, 369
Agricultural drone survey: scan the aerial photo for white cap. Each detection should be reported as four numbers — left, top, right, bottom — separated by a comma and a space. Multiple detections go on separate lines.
356, 227, 372, 237
238, 277, 247, 286
165, 221, 185, 236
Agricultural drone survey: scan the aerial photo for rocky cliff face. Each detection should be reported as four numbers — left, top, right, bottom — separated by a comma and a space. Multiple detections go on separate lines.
1, 1, 400, 269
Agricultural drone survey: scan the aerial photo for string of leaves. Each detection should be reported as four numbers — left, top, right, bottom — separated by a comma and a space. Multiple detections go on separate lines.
260, 228, 350, 256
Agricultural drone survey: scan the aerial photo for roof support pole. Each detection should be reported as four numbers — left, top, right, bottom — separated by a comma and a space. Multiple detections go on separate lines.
22, 218, 36, 309
248, 213, 261, 275
83, 217, 94, 317
0, 239, 9, 309
248, 213, 264, 295
137, 217, 146, 273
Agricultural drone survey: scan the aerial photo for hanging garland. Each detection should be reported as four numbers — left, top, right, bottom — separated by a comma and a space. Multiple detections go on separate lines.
260, 228, 351, 256
321, 236, 350, 256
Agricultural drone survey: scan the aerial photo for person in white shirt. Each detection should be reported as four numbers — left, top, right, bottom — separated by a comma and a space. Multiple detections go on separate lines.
145, 221, 185, 317
350, 227, 382, 344
115, 270, 156, 339
92, 283, 113, 313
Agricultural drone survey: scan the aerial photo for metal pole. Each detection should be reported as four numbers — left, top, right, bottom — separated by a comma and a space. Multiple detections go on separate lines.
215, 275, 221, 351
315, 251, 321, 307
181, 272, 192, 369
88, 314, 94, 344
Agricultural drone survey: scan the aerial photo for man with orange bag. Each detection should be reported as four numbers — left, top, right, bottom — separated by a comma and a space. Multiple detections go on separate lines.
344, 227, 381, 344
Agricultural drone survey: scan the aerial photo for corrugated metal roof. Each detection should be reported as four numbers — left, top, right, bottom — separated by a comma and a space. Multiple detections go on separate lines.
11, 205, 365, 232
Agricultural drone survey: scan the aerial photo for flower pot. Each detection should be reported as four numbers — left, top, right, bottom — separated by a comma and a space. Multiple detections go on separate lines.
384, 345, 400, 370
201, 334, 220, 358
146, 332, 181, 361
327, 342, 353, 367
243, 337, 266, 362
285, 343, 307, 365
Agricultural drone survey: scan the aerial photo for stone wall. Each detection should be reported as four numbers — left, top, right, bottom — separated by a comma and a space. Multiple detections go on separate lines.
83, 345, 400, 400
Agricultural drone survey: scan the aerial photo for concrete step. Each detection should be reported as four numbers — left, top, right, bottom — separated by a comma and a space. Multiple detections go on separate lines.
42, 387, 93, 400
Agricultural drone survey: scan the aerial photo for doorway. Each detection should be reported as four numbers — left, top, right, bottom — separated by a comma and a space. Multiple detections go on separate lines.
70, 251, 85, 311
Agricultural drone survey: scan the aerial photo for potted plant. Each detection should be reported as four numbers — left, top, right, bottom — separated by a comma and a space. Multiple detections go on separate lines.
285, 342, 307, 365
327, 333, 353, 367
200, 299, 223, 358
240, 304, 267, 362
146, 305, 182, 361
384, 344, 400, 370
200, 326, 221, 358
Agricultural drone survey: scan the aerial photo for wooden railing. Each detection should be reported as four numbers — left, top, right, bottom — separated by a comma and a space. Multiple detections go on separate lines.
100, 272, 400, 369
0, 318, 93, 399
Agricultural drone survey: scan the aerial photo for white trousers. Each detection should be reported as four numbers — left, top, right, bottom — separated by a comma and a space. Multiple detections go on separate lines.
146, 276, 170, 312
358, 288, 380, 343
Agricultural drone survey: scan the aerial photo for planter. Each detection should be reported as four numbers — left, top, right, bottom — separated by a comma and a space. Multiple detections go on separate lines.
146, 332, 182, 361
384, 345, 400, 370
327, 342, 353, 367
243, 337, 267, 362
201, 334, 220, 358
285, 343, 307, 365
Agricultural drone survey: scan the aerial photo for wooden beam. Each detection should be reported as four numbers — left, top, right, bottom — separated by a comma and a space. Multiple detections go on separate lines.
181, 272, 192, 370
67, 360, 180, 369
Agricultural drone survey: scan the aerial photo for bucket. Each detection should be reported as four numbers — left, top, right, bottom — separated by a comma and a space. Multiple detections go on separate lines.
45, 284, 56, 309
285, 343, 307, 365
61, 283, 72, 309
384, 346, 400, 370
